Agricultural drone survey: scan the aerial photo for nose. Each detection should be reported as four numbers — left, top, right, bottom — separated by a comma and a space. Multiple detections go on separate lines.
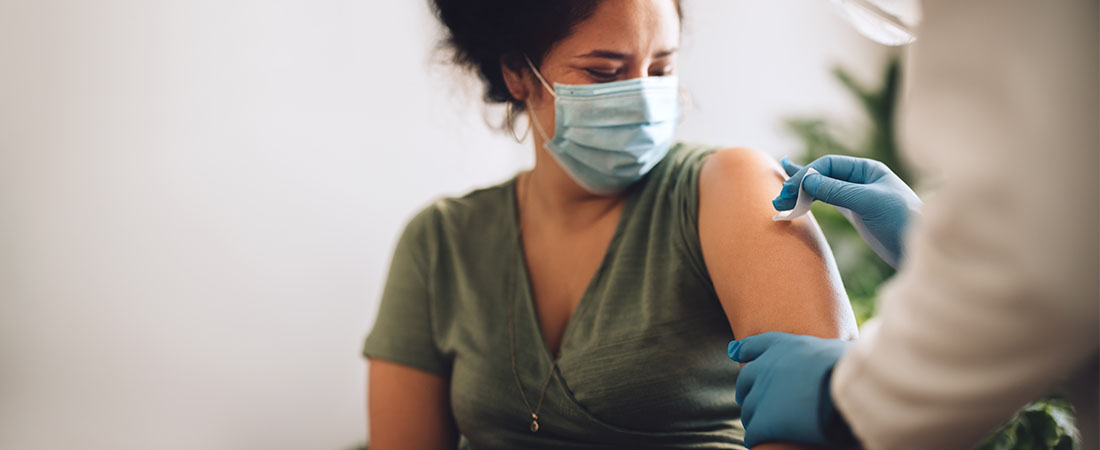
625, 59, 653, 80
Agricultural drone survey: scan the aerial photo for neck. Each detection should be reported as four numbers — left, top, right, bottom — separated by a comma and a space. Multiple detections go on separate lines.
519, 143, 626, 232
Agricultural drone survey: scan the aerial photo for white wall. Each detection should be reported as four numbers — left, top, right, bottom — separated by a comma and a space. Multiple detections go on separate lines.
0, 1, 885, 449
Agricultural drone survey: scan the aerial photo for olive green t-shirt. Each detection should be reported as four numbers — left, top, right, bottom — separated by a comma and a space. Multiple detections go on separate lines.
364, 142, 745, 449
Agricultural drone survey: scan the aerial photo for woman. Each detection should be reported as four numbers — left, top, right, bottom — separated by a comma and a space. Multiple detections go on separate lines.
363, 1, 857, 448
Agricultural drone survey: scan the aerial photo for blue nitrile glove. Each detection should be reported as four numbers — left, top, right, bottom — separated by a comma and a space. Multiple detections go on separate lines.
728, 332, 857, 448
774, 155, 922, 268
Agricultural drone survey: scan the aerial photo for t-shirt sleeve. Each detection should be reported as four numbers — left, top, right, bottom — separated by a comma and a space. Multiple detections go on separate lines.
669, 144, 719, 287
362, 204, 450, 376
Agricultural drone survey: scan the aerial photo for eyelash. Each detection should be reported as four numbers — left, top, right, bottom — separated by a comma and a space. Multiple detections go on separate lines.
584, 66, 675, 81
585, 68, 618, 80
652, 65, 674, 76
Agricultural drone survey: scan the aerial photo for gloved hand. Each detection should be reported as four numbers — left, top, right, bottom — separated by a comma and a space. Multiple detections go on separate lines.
728, 332, 857, 448
773, 155, 922, 268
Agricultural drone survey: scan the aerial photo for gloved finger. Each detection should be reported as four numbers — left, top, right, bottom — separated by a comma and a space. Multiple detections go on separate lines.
733, 357, 759, 406
736, 369, 763, 427
800, 173, 868, 211
743, 420, 777, 449
744, 427, 763, 449
777, 165, 811, 198
772, 166, 811, 211
804, 154, 879, 184
772, 194, 797, 212
780, 157, 804, 177
729, 331, 786, 363
742, 390, 789, 448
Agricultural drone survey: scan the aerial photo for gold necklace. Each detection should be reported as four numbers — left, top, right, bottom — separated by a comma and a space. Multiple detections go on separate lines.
507, 172, 559, 433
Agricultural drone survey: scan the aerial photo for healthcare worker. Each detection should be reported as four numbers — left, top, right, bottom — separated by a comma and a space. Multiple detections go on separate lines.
727, 0, 1099, 449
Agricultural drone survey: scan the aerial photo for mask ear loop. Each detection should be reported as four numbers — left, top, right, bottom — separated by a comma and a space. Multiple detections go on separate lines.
526, 99, 552, 146
523, 55, 557, 98
522, 55, 556, 145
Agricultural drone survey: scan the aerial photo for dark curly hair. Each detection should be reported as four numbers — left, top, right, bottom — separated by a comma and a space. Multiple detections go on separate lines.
429, 0, 682, 131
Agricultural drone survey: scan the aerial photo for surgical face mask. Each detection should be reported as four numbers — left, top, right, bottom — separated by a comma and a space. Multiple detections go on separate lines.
523, 56, 679, 195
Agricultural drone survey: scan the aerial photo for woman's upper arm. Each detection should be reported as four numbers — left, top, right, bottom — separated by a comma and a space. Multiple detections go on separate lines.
698, 147, 857, 340
368, 358, 458, 450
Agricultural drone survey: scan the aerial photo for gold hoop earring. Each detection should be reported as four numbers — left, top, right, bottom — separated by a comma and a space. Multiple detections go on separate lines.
506, 101, 531, 144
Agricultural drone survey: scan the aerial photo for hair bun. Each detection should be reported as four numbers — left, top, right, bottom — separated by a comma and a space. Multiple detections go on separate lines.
429, 0, 603, 106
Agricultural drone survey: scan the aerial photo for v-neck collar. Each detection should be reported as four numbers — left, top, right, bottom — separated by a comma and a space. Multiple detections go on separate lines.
507, 174, 641, 365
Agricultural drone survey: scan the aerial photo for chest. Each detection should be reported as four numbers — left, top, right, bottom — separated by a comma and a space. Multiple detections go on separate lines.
434, 192, 742, 443
445, 256, 742, 443
520, 218, 619, 357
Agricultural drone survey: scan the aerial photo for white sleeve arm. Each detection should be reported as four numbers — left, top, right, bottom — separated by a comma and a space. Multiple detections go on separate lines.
829, 1, 1099, 449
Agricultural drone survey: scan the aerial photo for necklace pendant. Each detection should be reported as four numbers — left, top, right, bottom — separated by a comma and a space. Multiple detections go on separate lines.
529, 413, 539, 433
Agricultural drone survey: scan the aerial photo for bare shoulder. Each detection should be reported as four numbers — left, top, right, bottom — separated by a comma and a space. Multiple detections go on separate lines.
701, 146, 783, 177
698, 147, 786, 221
696, 146, 856, 340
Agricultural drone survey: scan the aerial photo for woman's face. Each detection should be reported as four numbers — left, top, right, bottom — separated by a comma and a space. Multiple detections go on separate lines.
522, 0, 681, 133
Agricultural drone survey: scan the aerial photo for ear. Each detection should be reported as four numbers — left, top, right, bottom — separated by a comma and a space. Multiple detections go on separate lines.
500, 54, 529, 102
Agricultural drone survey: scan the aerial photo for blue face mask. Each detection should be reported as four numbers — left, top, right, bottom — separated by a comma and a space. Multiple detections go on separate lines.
524, 56, 679, 195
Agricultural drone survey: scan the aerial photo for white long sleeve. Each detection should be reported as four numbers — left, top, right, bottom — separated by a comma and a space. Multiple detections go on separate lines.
830, 1, 1099, 449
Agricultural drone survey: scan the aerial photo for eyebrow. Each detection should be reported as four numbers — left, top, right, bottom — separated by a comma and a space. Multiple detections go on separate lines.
576, 48, 679, 59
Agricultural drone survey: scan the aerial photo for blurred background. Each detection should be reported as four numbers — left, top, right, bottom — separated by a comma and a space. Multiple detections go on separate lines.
0, 1, 892, 449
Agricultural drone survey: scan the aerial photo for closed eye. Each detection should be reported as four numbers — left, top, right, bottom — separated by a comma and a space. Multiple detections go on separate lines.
650, 64, 675, 77
584, 68, 619, 81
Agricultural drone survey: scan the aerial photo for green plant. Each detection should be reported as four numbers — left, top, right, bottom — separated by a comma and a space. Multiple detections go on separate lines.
785, 56, 1079, 450
974, 396, 1080, 450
